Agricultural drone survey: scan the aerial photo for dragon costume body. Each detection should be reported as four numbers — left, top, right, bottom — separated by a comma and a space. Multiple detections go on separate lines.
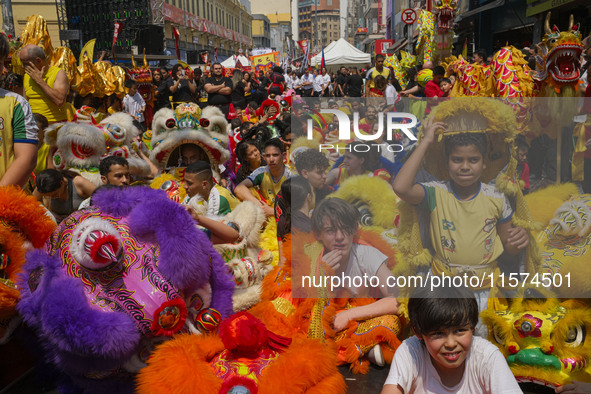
416, 0, 458, 65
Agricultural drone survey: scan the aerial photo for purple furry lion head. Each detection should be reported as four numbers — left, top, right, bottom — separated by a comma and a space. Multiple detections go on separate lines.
17, 186, 234, 392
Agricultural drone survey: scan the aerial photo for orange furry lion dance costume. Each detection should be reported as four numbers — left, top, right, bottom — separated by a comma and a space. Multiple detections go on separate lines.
250, 232, 403, 374
137, 311, 346, 393
0, 186, 55, 342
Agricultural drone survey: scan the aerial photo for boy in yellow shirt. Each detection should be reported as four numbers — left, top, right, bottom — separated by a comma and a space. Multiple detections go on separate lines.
392, 117, 529, 300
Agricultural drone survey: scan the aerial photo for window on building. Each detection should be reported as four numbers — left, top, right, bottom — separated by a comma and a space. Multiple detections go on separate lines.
328, 0, 332, 5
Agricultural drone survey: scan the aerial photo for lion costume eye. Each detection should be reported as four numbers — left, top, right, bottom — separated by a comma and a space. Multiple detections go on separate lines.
565, 325, 585, 347
493, 326, 505, 345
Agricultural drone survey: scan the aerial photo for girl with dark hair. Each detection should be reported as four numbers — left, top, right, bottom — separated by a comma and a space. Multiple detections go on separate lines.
35, 169, 97, 223
326, 141, 382, 187
167, 63, 196, 106
242, 72, 252, 100
275, 176, 312, 240
235, 140, 264, 185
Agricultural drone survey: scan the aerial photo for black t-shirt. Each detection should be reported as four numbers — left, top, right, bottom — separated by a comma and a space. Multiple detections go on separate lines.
155, 81, 171, 110
167, 78, 194, 104
346, 74, 364, 97
205, 76, 233, 106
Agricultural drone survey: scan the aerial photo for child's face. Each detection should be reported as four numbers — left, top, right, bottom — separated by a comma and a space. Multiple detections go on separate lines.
416, 324, 473, 377
517, 148, 528, 164
128, 85, 138, 96
447, 145, 485, 188
316, 217, 355, 256
440, 81, 451, 94
302, 166, 327, 189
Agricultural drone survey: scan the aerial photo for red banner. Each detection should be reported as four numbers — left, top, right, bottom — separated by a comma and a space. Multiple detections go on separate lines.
163, 3, 184, 24
173, 27, 181, 60
296, 39, 309, 54
375, 39, 394, 55
112, 22, 123, 47
162, 3, 253, 47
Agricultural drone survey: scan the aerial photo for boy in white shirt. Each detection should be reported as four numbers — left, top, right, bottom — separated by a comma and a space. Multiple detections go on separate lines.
122, 79, 146, 129
382, 286, 522, 394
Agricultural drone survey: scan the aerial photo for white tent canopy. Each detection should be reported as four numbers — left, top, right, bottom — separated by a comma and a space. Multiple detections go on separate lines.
221, 55, 250, 68
311, 38, 371, 67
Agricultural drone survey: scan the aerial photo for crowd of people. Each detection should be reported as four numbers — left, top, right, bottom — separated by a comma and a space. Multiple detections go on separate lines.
3, 26, 591, 393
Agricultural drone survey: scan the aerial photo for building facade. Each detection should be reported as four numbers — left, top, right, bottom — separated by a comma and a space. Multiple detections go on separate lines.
298, 0, 340, 52
2, 0, 59, 43
268, 13, 292, 58
252, 14, 270, 48
163, 0, 253, 62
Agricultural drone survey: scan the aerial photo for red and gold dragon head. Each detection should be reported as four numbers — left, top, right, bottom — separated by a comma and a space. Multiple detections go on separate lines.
534, 13, 583, 93
129, 52, 154, 108
432, 0, 458, 33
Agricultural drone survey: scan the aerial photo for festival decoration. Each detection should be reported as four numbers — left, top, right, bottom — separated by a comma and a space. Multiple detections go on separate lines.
385, 51, 416, 90
17, 187, 235, 391
444, 55, 490, 97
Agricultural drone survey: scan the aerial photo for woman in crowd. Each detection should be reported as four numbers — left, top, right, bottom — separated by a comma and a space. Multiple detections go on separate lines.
242, 71, 252, 101
326, 141, 381, 187
35, 169, 97, 223
152, 68, 170, 111
235, 140, 264, 185
231, 69, 247, 111
167, 64, 196, 107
